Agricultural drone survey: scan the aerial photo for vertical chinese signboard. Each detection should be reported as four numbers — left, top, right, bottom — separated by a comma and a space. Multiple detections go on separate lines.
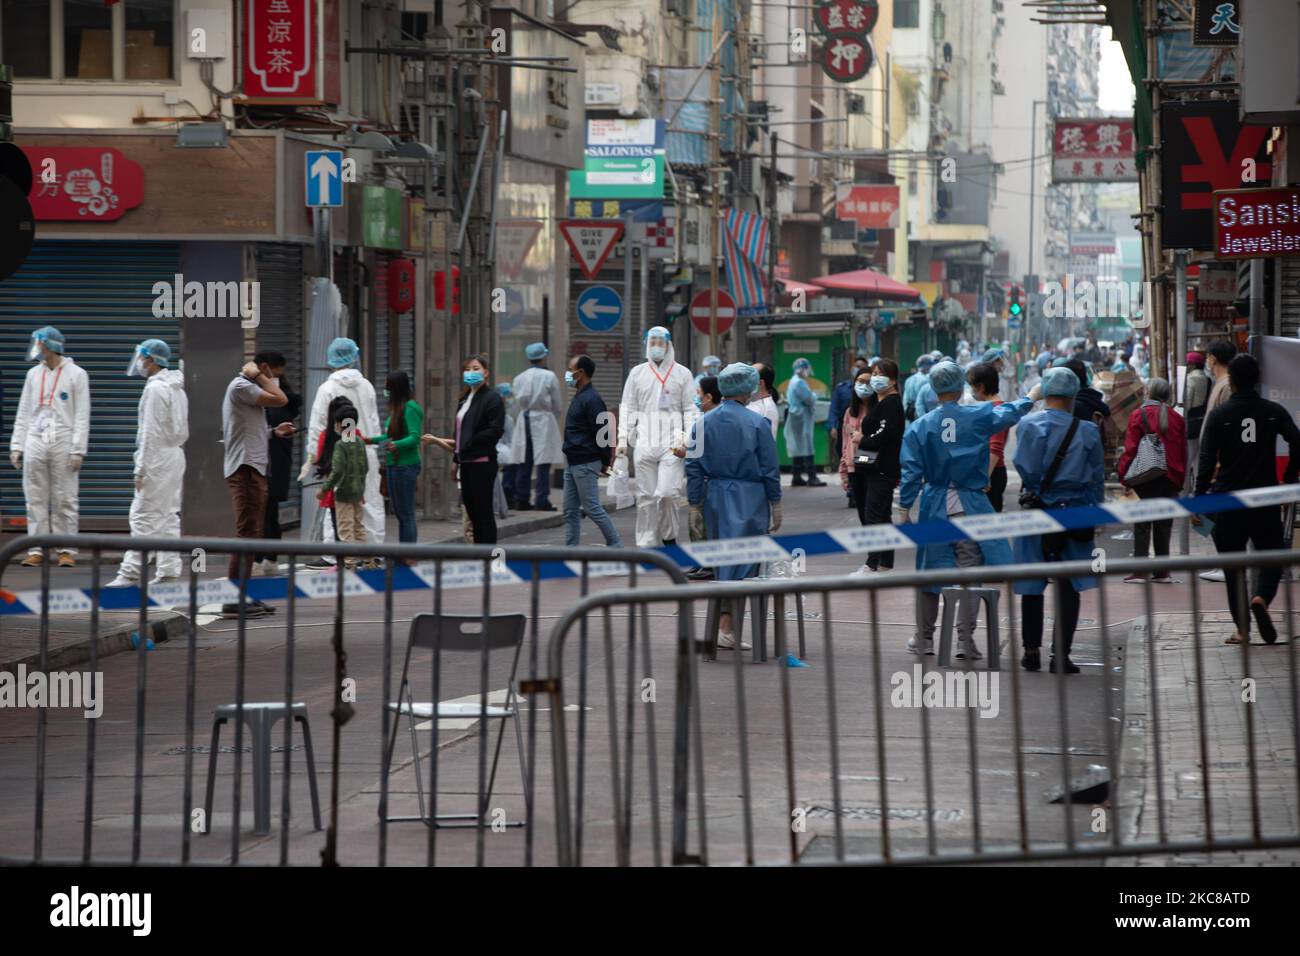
244, 0, 316, 100
1051, 119, 1138, 183
816, 0, 878, 83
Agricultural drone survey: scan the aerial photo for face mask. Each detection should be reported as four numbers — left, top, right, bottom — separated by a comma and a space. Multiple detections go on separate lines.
463, 370, 485, 387
564, 371, 577, 387
870, 375, 890, 394
649, 346, 666, 362
693, 395, 703, 408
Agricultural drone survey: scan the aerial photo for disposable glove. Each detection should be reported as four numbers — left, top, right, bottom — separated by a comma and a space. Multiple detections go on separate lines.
768, 501, 783, 533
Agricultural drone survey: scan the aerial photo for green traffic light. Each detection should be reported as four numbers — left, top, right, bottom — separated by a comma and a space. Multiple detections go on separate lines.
1009, 303, 1022, 316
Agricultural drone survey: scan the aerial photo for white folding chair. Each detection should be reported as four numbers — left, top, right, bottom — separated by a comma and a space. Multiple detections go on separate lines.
381, 612, 529, 830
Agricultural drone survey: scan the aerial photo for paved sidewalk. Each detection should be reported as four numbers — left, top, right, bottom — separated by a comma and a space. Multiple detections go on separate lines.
1116, 610, 1300, 866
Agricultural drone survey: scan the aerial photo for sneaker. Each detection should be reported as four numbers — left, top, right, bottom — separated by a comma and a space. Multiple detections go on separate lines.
105, 574, 138, 589
1021, 649, 1041, 671
716, 631, 752, 651
56, 553, 76, 568
220, 602, 272, 619
304, 558, 336, 571
849, 564, 873, 577
686, 567, 714, 581
19, 553, 43, 568
906, 636, 935, 656
1151, 574, 1175, 584
1200, 569, 1226, 582
955, 639, 983, 661
151, 574, 180, 586
533, 502, 556, 512
807, 477, 827, 487
790, 476, 807, 487
255, 559, 279, 577
1123, 573, 1147, 583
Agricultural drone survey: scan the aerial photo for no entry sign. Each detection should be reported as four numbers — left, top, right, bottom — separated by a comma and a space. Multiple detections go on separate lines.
690, 288, 736, 335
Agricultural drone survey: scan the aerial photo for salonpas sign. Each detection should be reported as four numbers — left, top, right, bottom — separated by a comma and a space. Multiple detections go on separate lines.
568, 118, 665, 200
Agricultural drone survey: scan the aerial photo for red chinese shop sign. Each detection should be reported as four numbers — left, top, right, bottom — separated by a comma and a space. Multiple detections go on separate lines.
244, 0, 316, 99
19, 146, 144, 221
1213, 186, 1300, 259
835, 183, 899, 229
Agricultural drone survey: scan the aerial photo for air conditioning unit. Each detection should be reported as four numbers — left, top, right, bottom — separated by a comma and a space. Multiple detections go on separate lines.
846, 94, 865, 114
749, 36, 765, 61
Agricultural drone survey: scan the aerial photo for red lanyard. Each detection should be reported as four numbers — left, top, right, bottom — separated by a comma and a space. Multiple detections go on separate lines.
649, 360, 674, 389
39, 365, 64, 408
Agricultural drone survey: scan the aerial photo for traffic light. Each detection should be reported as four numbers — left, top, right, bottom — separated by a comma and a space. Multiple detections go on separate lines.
0, 64, 35, 283
1008, 285, 1022, 318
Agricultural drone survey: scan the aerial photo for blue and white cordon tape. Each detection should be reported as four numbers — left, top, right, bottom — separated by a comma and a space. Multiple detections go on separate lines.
2, 485, 1296, 616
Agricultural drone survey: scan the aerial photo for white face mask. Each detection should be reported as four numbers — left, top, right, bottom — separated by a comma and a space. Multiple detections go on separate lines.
648, 345, 666, 362
870, 375, 891, 394
853, 383, 871, 399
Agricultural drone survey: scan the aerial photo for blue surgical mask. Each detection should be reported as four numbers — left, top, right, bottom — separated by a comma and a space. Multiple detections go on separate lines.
565, 371, 576, 387
463, 370, 485, 387
854, 383, 872, 399
649, 345, 667, 362
693, 395, 703, 408
870, 375, 890, 394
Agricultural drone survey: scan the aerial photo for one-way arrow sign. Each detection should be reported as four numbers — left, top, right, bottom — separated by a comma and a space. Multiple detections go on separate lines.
559, 219, 625, 280
305, 149, 344, 207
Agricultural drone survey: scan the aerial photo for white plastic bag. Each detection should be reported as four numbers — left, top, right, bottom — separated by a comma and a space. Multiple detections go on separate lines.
608, 454, 634, 510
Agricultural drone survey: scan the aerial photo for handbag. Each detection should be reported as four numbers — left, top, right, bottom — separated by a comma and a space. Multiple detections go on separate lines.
1122, 405, 1168, 487
1019, 417, 1094, 548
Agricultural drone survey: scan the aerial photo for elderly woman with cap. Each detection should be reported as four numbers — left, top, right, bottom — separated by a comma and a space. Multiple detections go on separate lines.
509, 342, 565, 511
1012, 366, 1106, 674
685, 362, 782, 651
896, 360, 1037, 660
785, 357, 823, 486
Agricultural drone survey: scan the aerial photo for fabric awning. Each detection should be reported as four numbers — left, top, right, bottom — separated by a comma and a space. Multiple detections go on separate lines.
776, 278, 826, 298
808, 267, 921, 301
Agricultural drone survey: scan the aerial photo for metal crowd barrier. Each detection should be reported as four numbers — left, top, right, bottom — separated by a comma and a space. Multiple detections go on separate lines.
0, 533, 685, 866
3, 534, 1299, 867
541, 549, 1300, 866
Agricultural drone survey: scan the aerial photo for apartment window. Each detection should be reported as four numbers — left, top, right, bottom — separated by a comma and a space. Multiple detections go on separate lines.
0, 0, 175, 81
895, 0, 920, 28
1, 0, 52, 78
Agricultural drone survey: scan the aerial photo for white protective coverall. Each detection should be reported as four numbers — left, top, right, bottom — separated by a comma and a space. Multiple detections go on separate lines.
307, 368, 385, 543
618, 333, 698, 546
119, 369, 189, 580
10, 356, 90, 556
508, 365, 565, 466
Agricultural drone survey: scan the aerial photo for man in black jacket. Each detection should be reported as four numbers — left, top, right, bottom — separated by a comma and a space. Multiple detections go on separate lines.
563, 355, 622, 547
1195, 354, 1300, 644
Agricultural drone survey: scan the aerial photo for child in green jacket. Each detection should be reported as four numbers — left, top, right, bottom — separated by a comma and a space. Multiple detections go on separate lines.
318, 403, 370, 567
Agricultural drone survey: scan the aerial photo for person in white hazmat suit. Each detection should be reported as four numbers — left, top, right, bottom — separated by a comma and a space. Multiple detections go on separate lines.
509, 342, 565, 510
616, 325, 697, 547
302, 337, 385, 547
9, 326, 91, 567
108, 340, 189, 587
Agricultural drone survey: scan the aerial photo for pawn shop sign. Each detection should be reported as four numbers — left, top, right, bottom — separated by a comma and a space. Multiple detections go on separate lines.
559, 219, 625, 279
820, 33, 873, 83
690, 288, 737, 335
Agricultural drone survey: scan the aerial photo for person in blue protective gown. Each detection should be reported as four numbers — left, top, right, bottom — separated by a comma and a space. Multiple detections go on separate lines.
902, 354, 935, 423
895, 360, 1039, 659
1011, 366, 1106, 674
785, 356, 823, 486
685, 362, 783, 651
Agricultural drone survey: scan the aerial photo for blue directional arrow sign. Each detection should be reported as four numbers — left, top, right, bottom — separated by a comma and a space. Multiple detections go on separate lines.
576, 285, 623, 332
305, 149, 344, 207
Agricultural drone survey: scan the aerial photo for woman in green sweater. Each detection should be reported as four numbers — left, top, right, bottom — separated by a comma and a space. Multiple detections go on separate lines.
366, 370, 424, 543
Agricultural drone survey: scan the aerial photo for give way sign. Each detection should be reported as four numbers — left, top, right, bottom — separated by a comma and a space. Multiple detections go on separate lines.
559, 219, 625, 279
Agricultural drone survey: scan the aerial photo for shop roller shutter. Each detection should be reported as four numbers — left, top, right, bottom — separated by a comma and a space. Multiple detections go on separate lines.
254, 244, 306, 527
0, 240, 181, 531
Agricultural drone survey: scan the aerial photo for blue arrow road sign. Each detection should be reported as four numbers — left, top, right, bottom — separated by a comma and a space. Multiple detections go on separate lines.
305, 149, 344, 207
576, 285, 623, 332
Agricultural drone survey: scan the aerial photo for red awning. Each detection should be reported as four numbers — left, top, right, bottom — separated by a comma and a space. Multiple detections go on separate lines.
776, 278, 826, 298
809, 267, 921, 301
